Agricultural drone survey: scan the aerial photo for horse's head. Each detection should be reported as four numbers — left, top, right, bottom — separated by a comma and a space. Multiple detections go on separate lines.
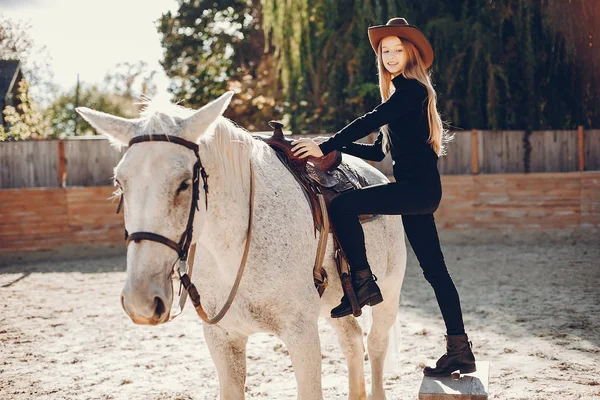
76, 92, 233, 325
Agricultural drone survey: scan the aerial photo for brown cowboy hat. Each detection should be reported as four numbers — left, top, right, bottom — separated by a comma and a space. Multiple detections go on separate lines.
368, 17, 434, 69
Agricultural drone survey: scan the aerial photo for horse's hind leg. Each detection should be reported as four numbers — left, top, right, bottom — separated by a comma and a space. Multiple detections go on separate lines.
280, 319, 324, 400
368, 286, 401, 400
203, 324, 248, 400
326, 316, 368, 400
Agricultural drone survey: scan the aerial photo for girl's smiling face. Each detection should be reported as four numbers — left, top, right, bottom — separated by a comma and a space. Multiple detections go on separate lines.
380, 36, 405, 76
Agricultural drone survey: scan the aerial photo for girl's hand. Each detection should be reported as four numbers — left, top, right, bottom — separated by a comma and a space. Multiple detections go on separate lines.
312, 136, 329, 144
291, 138, 324, 159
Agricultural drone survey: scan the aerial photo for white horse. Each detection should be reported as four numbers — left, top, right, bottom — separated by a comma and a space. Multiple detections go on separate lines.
77, 92, 407, 400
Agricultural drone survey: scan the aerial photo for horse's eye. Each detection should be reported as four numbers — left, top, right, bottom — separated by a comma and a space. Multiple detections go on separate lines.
177, 180, 190, 193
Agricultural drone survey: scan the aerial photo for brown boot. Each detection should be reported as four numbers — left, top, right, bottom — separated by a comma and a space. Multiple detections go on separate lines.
423, 333, 476, 377
331, 269, 383, 318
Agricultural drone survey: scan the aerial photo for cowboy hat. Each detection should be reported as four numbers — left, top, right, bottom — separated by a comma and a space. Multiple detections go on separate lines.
368, 17, 434, 69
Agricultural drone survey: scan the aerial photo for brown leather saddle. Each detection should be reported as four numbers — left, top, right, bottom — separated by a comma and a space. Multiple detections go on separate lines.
258, 121, 377, 232
254, 121, 379, 317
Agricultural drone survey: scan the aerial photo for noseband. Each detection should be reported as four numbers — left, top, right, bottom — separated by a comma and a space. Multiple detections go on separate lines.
117, 135, 209, 263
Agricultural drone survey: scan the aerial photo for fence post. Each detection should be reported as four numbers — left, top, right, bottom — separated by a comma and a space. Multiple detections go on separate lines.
578, 125, 585, 171
471, 129, 479, 174
58, 140, 67, 188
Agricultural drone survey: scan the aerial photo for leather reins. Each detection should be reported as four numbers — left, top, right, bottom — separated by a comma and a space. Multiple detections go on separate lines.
117, 134, 254, 325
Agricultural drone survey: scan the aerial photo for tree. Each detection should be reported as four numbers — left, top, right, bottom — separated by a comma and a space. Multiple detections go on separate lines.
261, 0, 599, 131
45, 62, 161, 138
538, 0, 598, 128
45, 84, 139, 138
0, 79, 50, 141
262, 0, 389, 132
158, 0, 258, 104
157, 0, 283, 131
158, 1, 597, 132
0, 14, 57, 105
101, 61, 158, 99
0, 14, 58, 140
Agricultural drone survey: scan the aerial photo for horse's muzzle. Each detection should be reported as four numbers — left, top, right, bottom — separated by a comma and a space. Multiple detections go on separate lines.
121, 293, 170, 325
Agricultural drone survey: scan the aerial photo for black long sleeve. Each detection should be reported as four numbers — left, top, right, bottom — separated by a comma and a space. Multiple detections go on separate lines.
319, 76, 427, 157
340, 131, 386, 161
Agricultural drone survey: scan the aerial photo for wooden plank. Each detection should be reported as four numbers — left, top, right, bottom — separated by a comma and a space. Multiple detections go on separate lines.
0, 141, 60, 188
63, 138, 124, 186
471, 129, 478, 174
479, 131, 525, 174
439, 131, 471, 175
529, 131, 542, 172
419, 361, 489, 400
477, 130, 484, 174
578, 126, 585, 171
479, 131, 499, 174
58, 140, 66, 187
529, 130, 578, 173
584, 129, 600, 171
504, 130, 524, 173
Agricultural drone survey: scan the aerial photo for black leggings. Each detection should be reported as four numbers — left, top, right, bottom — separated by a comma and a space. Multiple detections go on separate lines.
328, 173, 465, 336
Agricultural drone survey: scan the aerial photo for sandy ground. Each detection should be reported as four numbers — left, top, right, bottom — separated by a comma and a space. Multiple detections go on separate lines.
1, 230, 599, 400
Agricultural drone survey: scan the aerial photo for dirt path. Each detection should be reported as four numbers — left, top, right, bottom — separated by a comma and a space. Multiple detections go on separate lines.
1, 231, 599, 399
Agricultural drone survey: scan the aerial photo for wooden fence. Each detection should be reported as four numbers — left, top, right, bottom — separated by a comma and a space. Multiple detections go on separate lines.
1, 128, 598, 189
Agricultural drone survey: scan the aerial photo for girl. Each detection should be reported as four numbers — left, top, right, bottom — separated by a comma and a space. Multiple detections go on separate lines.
291, 17, 476, 377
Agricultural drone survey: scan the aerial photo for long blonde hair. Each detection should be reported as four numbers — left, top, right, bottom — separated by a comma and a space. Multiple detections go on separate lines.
377, 38, 448, 156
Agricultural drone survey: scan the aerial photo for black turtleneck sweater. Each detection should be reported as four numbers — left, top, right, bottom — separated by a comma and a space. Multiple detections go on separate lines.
318, 74, 439, 180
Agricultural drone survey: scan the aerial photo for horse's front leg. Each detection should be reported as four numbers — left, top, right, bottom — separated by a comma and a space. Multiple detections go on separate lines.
203, 324, 248, 400
280, 318, 324, 400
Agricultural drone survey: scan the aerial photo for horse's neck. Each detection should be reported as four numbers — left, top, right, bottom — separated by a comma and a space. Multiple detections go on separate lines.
195, 139, 254, 277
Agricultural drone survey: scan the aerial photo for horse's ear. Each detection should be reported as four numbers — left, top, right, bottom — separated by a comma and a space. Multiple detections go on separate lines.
75, 107, 137, 148
180, 91, 234, 142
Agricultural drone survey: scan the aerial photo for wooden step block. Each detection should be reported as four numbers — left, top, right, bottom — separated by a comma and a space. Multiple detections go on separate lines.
418, 361, 489, 400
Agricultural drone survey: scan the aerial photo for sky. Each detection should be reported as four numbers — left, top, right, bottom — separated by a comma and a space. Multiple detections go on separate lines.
2, 0, 178, 93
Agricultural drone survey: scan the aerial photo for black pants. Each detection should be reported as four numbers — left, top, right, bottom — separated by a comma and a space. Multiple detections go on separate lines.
328, 172, 465, 336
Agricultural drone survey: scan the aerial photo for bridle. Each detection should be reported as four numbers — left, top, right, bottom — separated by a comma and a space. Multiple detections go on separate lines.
119, 135, 209, 261
117, 134, 255, 325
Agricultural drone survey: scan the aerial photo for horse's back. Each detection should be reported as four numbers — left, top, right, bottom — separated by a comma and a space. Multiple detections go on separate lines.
341, 154, 390, 186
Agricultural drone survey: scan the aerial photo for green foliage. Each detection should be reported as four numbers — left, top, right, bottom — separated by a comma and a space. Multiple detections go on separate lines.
0, 15, 57, 105
261, 0, 387, 132
157, 0, 282, 131
45, 84, 139, 138
102, 61, 158, 99
261, 0, 597, 131
0, 79, 141, 140
45, 62, 157, 138
0, 80, 50, 141
159, 0, 597, 132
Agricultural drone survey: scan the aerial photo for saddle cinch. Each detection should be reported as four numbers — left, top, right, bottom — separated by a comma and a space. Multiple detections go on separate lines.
256, 121, 380, 317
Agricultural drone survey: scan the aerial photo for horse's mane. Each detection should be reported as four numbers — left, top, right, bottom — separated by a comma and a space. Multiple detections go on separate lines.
200, 117, 264, 197
137, 96, 264, 197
